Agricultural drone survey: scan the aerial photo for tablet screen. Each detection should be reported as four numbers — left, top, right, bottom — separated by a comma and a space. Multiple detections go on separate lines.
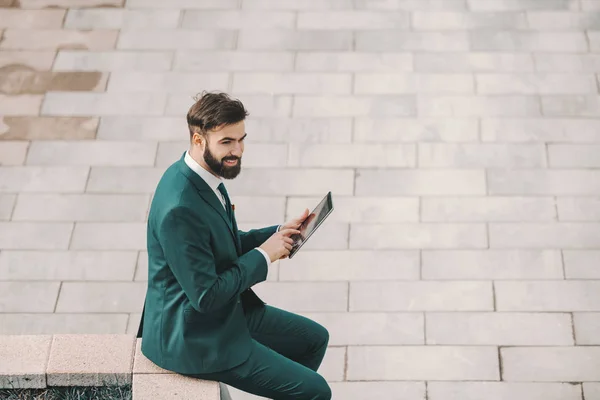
290, 192, 333, 255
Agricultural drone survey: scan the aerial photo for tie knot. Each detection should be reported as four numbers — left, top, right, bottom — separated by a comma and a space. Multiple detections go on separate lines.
217, 182, 227, 196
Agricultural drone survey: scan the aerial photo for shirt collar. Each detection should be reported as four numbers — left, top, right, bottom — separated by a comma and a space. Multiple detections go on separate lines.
184, 150, 223, 192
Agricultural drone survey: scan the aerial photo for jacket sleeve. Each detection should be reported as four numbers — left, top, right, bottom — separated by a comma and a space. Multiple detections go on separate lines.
159, 206, 268, 313
238, 225, 279, 254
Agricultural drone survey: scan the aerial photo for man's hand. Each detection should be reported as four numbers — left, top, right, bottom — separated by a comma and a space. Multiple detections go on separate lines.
281, 208, 310, 231
259, 229, 301, 262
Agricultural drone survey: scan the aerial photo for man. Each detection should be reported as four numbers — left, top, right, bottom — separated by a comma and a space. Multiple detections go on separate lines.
138, 91, 332, 400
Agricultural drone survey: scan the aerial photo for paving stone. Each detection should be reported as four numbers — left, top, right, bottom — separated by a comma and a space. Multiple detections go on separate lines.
534, 53, 600, 72
527, 11, 600, 30
241, 0, 353, 10
355, 0, 467, 9
56, 282, 146, 312
350, 281, 493, 311
86, 167, 163, 193
0, 250, 137, 280
244, 118, 352, 143
252, 282, 348, 312
26, 141, 156, 166
96, 117, 183, 141
296, 52, 413, 72
42, 92, 166, 116
412, 11, 528, 30
238, 30, 353, 51
280, 250, 419, 281
0, 116, 98, 140
487, 170, 600, 195
354, 118, 478, 142
476, 73, 596, 94
301, 312, 424, 345
542, 95, 600, 116
496, 281, 600, 311
132, 374, 219, 400
0, 9, 65, 28
418, 95, 541, 117
428, 382, 582, 400
355, 170, 486, 195
589, 31, 600, 51
54, 51, 173, 72
0, 194, 15, 220
317, 346, 345, 382
117, 30, 237, 50
422, 250, 564, 280
126, 0, 237, 7
223, 196, 286, 224
347, 345, 499, 381
294, 95, 416, 117
133, 251, 147, 281
414, 52, 534, 72
419, 143, 546, 168
182, 10, 295, 29
107, 71, 229, 93
330, 382, 425, 400
0, 335, 51, 389
469, 31, 587, 52
549, 144, 600, 167
585, 383, 600, 400
421, 197, 556, 222
167, 94, 293, 118
70, 222, 145, 250
426, 312, 573, 345
0, 282, 60, 312
288, 143, 415, 167
233, 72, 352, 94
490, 223, 600, 248
502, 346, 600, 381
564, 250, 600, 278
0, 222, 72, 249
0, 314, 128, 334
0, 51, 55, 70
0, 67, 108, 95
574, 313, 600, 345
160, 142, 287, 168
47, 334, 135, 386
583, 0, 600, 10
0, 94, 42, 116
65, 9, 180, 29
174, 51, 294, 72
0, 141, 28, 165
0, 166, 89, 193
354, 73, 474, 94
297, 10, 410, 29
18, 0, 124, 6
481, 118, 600, 142
357, 31, 469, 51
0, 29, 118, 50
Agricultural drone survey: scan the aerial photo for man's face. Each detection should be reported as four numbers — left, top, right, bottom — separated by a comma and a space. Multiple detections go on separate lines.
201, 121, 246, 180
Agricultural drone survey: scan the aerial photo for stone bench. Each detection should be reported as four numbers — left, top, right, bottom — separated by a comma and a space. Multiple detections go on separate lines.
0, 334, 231, 400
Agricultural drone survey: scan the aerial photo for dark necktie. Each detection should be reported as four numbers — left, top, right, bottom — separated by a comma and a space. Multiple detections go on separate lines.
217, 183, 233, 224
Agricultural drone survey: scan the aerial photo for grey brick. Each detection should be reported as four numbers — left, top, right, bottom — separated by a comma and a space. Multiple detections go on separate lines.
279, 250, 419, 281
240, 221, 348, 250
354, 118, 478, 142
55, 282, 146, 312
97, 117, 185, 141
134, 251, 147, 281
64, 9, 180, 29
0, 194, 15, 220
0, 250, 137, 281
350, 281, 493, 311
468, 0, 579, 11
419, 143, 546, 168
542, 95, 600, 116
241, 0, 353, 9
589, 31, 600, 52
0, 314, 128, 335
355, 170, 486, 195
487, 170, 600, 195
0, 29, 118, 51
502, 347, 600, 381
527, 11, 600, 30
574, 313, 600, 345
238, 30, 353, 50
428, 382, 582, 400
230, 196, 286, 224
0, 282, 60, 312
585, 383, 600, 400
355, 0, 467, 10
288, 143, 415, 167
0, 9, 65, 29
477, 73, 596, 94
232, 73, 352, 94
0, 166, 89, 193
422, 250, 563, 280
583, 0, 600, 10
413, 11, 527, 30
87, 167, 163, 194
318, 347, 345, 382
12, 194, 149, 222
294, 95, 416, 117
117, 30, 236, 50
496, 281, 600, 311
300, 312, 424, 345
19, 0, 124, 6
490, 223, 600, 248
244, 118, 352, 143
182, 11, 295, 29
469, 31, 587, 52
415, 53, 534, 72
418, 95, 541, 117
563, 250, 600, 278
330, 382, 425, 400
53, 51, 173, 72
126, 0, 237, 7
549, 144, 600, 167
355, 73, 474, 94
534, 53, 600, 72
0, 222, 72, 249
297, 11, 410, 29
26, 141, 157, 166
70, 222, 145, 250
295, 52, 413, 72
41, 93, 166, 116
481, 118, 600, 142
253, 282, 348, 312
0, 142, 27, 165
106, 72, 229, 93
422, 197, 556, 222
287, 196, 418, 223
167, 94, 293, 118
356, 31, 469, 51
347, 346, 499, 381
426, 312, 573, 345
174, 51, 294, 72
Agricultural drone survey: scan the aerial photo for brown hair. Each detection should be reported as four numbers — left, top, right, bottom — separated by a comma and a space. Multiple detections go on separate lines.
186, 91, 249, 139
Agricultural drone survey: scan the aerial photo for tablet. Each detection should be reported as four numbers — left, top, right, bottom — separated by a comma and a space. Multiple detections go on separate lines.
288, 192, 334, 259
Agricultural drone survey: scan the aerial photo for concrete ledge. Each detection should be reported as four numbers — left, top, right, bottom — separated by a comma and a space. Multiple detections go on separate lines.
0, 334, 223, 400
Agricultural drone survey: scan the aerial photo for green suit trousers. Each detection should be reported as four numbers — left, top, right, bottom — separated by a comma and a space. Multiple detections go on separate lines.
185, 305, 331, 400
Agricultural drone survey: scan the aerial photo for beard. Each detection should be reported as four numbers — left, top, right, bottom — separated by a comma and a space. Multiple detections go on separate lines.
203, 145, 242, 180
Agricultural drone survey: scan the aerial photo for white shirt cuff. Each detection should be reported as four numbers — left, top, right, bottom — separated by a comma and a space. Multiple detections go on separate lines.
255, 247, 271, 266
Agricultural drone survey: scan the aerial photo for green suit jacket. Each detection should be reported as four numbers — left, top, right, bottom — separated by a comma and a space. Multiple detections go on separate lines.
139, 153, 278, 374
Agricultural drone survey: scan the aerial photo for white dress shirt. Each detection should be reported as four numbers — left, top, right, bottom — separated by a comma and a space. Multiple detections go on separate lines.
184, 151, 272, 266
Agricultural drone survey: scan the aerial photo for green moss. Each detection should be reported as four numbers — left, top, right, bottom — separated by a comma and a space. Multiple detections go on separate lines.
0, 385, 131, 400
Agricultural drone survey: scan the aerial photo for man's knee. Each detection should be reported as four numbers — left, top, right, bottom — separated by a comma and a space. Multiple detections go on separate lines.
308, 374, 331, 400
313, 321, 329, 349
